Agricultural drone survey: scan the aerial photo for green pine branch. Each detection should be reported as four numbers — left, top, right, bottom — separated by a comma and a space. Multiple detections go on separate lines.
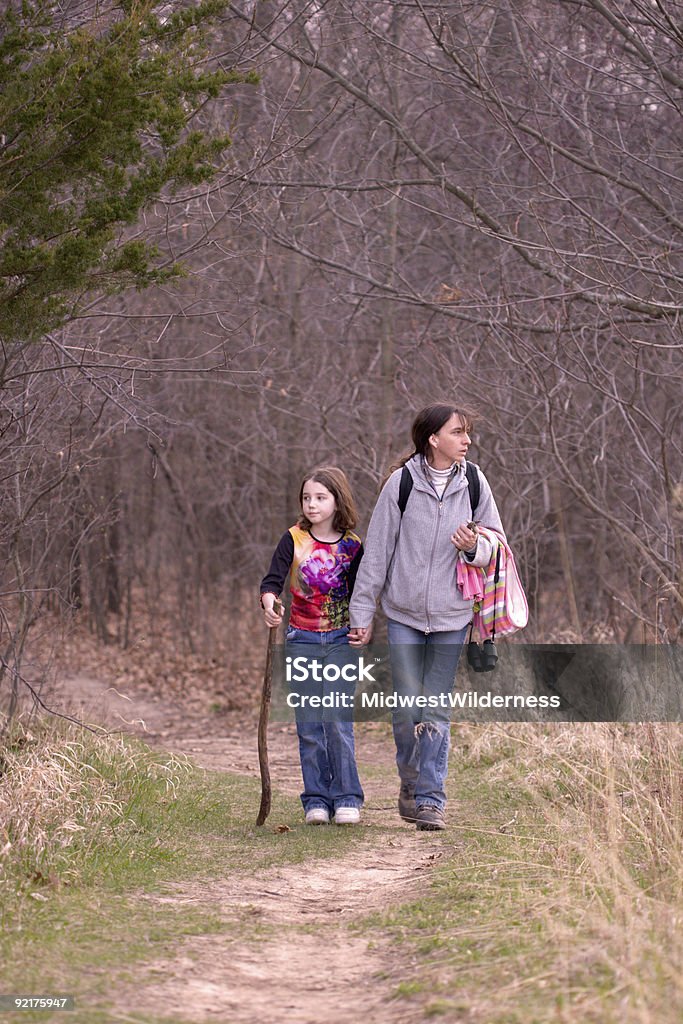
0, 0, 256, 344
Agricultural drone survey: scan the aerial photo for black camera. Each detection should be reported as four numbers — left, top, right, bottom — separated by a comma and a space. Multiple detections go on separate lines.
467, 638, 498, 673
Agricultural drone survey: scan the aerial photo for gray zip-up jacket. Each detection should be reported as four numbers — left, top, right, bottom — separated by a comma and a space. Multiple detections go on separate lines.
349, 456, 505, 633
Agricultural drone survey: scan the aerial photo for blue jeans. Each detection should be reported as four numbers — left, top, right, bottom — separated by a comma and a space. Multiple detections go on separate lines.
387, 618, 468, 813
285, 626, 364, 814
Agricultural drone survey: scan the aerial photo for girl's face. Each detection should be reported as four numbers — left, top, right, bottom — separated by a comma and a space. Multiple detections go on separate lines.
302, 479, 337, 531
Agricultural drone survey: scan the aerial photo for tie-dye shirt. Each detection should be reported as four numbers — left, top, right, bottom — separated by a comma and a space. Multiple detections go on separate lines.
261, 525, 363, 631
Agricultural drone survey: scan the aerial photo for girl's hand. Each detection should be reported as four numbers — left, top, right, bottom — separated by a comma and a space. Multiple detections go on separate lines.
348, 624, 373, 646
451, 522, 478, 554
262, 594, 284, 628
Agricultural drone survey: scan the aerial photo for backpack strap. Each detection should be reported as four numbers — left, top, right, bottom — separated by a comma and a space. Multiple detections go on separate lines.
398, 464, 413, 517
398, 461, 480, 517
465, 462, 480, 518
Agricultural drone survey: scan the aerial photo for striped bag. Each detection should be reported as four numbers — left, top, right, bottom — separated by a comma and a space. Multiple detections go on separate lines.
456, 527, 528, 641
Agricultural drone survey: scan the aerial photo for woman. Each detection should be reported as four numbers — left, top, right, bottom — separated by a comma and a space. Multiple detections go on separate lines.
349, 404, 505, 830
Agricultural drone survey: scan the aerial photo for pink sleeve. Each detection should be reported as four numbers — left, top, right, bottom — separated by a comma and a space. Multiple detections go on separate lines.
457, 560, 484, 601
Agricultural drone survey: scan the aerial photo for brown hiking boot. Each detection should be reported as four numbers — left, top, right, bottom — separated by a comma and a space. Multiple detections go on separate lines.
398, 785, 417, 823
416, 805, 446, 831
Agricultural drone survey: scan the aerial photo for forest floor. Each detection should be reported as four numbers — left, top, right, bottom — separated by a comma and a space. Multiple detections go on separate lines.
5, 664, 681, 1024
45, 673, 464, 1024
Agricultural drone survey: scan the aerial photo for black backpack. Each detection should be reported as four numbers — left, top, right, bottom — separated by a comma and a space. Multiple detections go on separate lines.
397, 462, 481, 519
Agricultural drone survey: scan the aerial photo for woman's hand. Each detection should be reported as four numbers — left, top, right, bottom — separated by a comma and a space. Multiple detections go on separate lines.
262, 594, 284, 628
348, 624, 373, 646
451, 522, 478, 554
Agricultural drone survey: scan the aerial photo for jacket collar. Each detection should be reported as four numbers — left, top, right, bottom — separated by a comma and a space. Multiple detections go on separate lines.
406, 454, 469, 495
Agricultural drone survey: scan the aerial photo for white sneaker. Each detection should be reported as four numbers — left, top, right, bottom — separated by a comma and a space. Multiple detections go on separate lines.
305, 807, 330, 825
334, 806, 360, 825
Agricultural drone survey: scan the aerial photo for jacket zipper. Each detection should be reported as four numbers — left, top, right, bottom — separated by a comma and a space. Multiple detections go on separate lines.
423, 467, 459, 634
424, 497, 444, 634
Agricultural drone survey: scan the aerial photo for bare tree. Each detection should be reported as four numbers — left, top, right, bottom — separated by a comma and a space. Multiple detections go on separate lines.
4, 0, 682, 727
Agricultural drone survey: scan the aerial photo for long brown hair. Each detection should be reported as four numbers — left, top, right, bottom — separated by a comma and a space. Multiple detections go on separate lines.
388, 403, 476, 475
298, 466, 358, 532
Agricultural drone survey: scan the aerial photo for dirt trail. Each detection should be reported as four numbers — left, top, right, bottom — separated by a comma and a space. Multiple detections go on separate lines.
133, 830, 444, 1024
55, 676, 453, 1024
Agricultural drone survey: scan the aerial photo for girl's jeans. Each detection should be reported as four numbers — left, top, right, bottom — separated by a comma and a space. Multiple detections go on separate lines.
285, 626, 364, 814
387, 618, 468, 813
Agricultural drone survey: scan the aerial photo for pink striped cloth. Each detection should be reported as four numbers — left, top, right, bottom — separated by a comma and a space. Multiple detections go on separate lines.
456, 527, 529, 641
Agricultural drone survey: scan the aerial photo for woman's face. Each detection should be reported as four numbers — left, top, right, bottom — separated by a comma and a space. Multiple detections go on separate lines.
301, 479, 337, 529
429, 413, 471, 465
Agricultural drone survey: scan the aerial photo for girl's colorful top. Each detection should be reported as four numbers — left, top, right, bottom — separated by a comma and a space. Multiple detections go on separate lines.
260, 526, 363, 631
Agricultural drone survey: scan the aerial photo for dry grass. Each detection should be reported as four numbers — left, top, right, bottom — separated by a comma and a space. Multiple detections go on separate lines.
363, 723, 682, 1022
529, 723, 683, 1021
1, 710, 681, 1022
0, 718, 189, 899
429, 722, 683, 1022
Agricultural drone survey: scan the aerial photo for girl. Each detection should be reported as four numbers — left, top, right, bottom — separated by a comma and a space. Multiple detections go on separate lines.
260, 466, 365, 825
349, 404, 506, 831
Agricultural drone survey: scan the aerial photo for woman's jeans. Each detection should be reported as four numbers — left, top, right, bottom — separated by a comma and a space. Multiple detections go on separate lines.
387, 618, 468, 812
285, 626, 364, 814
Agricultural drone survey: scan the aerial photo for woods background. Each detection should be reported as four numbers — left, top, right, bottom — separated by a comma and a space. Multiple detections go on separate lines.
1, 0, 682, 717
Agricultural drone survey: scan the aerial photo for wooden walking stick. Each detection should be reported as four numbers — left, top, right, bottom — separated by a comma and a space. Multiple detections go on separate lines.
256, 598, 283, 826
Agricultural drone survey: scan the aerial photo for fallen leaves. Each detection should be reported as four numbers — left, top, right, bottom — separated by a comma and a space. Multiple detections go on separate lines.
54, 590, 267, 719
